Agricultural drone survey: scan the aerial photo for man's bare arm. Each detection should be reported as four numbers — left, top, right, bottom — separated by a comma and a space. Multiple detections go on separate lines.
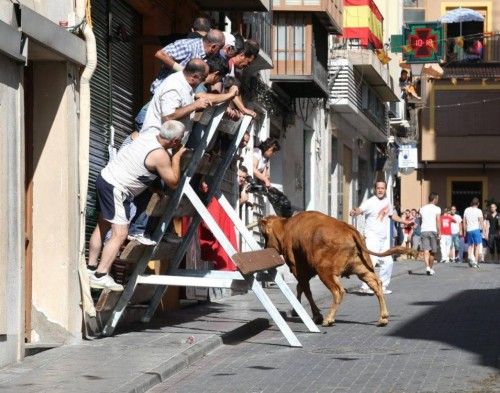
436, 214, 441, 236
161, 97, 212, 123
151, 148, 186, 189
233, 95, 256, 118
194, 86, 239, 105
391, 211, 409, 224
154, 50, 183, 71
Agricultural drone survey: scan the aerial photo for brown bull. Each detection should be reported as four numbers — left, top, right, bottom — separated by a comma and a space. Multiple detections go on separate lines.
260, 211, 415, 327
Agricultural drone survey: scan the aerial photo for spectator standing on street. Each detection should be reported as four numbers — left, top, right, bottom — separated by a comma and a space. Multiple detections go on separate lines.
439, 207, 455, 263
486, 203, 500, 261
350, 181, 410, 294
411, 209, 423, 259
419, 192, 441, 276
449, 205, 463, 262
463, 197, 484, 268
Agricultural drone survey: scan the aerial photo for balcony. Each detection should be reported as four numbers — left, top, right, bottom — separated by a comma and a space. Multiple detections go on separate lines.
270, 13, 329, 97
273, 0, 343, 34
194, 0, 270, 11
241, 12, 273, 73
444, 34, 500, 65
332, 48, 398, 102
329, 59, 390, 142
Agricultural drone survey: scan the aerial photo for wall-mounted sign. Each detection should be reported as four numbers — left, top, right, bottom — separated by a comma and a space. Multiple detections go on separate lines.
402, 22, 443, 64
398, 144, 418, 169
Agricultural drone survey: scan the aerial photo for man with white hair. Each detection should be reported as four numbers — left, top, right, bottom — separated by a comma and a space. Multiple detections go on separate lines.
87, 120, 187, 291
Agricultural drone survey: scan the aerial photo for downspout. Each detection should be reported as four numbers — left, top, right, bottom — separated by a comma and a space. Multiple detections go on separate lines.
76, 0, 97, 319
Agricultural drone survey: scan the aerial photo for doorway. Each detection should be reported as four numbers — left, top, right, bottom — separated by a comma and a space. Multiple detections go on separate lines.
24, 62, 34, 343
304, 129, 314, 210
342, 145, 352, 221
449, 179, 485, 216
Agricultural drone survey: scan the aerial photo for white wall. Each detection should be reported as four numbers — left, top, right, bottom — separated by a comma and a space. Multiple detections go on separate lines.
0, 54, 24, 368
272, 98, 329, 213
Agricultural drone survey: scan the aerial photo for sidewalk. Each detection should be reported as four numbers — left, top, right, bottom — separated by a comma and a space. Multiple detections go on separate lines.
0, 260, 424, 393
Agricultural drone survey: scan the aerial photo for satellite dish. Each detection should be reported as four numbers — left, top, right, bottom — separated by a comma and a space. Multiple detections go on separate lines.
399, 167, 415, 175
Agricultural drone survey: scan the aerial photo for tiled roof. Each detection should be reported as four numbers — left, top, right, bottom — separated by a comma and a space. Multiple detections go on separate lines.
442, 64, 500, 79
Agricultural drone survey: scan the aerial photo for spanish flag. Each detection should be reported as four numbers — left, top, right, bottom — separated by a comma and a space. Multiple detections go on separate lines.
342, 0, 384, 49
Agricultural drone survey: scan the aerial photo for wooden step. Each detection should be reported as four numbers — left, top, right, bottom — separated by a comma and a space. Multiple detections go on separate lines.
232, 248, 285, 275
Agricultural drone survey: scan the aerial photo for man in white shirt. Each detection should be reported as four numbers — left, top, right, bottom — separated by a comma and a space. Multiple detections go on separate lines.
350, 181, 409, 294
463, 197, 484, 268
449, 205, 463, 262
419, 192, 442, 276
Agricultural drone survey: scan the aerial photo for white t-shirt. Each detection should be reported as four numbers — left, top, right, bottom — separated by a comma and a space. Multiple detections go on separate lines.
359, 195, 393, 238
420, 203, 441, 233
463, 207, 483, 231
253, 148, 269, 173
450, 214, 462, 235
142, 71, 194, 135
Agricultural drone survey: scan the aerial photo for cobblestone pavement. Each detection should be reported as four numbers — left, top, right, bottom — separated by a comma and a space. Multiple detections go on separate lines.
149, 262, 500, 393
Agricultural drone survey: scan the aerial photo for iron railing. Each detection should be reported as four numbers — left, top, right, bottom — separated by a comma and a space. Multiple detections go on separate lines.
445, 34, 500, 64
242, 11, 273, 60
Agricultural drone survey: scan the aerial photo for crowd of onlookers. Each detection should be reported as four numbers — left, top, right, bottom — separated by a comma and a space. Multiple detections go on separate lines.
85, 16, 268, 291
395, 200, 500, 265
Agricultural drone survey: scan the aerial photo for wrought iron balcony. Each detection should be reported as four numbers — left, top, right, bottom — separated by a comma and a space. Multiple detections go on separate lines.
272, 0, 342, 34
242, 11, 273, 72
444, 34, 500, 65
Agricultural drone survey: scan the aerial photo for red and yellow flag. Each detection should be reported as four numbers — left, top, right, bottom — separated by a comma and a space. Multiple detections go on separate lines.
342, 0, 384, 49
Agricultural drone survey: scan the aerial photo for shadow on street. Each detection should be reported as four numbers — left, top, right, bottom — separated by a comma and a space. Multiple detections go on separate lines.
390, 288, 500, 370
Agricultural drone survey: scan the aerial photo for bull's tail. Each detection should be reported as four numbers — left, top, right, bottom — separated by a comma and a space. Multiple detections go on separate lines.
353, 231, 417, 258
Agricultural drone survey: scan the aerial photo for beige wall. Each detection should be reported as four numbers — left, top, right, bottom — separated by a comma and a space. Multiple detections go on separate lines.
420, 80, 500, 161
402, 168, 500, 210
30, 62, 81, 342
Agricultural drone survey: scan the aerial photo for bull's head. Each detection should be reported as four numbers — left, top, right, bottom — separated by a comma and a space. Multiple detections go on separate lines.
259, 215, 287, 252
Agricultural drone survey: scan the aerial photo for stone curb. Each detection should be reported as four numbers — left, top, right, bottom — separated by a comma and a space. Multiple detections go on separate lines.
114, 318, 270, 393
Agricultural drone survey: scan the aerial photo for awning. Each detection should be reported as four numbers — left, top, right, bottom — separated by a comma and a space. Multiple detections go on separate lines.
0, 20, 26, 62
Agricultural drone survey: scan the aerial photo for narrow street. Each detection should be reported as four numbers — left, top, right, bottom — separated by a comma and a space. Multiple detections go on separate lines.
149, 262, 500, 393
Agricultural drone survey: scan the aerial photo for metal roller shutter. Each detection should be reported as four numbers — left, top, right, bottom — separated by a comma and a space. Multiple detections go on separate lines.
86, 0, 141, 246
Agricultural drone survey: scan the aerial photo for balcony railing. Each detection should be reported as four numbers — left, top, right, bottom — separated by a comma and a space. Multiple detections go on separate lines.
445, 34, 500, 64
272, 0, 342, 34
242, 12, 272, 60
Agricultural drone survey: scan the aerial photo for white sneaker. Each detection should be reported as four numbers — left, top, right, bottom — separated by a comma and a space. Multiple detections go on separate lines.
426, 267, 435, 276
89, 274, 124, 291
383, 288, 392, 294
358, 287, 374, 295
127, 234, 157, 246
87, 267, 96, 278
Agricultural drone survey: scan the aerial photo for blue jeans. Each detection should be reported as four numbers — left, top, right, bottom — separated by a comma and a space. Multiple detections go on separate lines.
128, 190, 152, 236
134, 101, 150, 132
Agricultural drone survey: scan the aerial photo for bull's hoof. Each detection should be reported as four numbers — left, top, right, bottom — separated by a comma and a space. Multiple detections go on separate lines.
377, 318, 389, 327
313, 314, 324, 325
321, 319, 335, 327
290, 309, 299, 318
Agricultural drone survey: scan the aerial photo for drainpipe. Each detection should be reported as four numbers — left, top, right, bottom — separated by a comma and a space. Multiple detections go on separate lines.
76, 0, 97, 319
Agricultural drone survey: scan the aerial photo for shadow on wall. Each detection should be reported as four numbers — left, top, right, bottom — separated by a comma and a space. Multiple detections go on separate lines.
389, 288, 500, 370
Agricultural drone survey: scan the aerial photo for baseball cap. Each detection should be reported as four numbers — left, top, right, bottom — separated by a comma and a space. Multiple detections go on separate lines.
223, 32, 236, 48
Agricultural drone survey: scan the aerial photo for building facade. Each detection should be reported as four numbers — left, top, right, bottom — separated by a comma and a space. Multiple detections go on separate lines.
400, 0, 500, 214
328, 0, 399, 223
